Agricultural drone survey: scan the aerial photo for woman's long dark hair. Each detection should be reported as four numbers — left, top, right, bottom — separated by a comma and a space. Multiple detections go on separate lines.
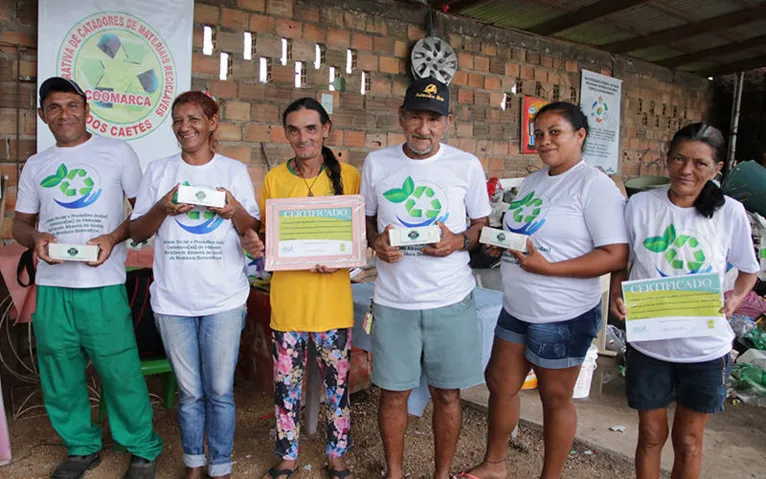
282, 98, 343, 196
667, 123, 726, 218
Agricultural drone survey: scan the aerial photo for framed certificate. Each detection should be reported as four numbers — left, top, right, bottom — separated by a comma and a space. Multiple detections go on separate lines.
621, 273, 725, 343
264, 195, 367, 271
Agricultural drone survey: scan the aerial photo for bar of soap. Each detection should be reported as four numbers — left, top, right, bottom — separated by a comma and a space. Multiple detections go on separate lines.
479, 227, 528, 252
389, 225, 441, 247
48, 243, 99, 262
177, 184, 226, 208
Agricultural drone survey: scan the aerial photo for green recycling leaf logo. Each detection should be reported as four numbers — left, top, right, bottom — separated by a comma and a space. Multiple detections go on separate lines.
504, 191, 546, 235
643, 224, 712, 276
383, 176, 449, 227
40, 163, 102, 209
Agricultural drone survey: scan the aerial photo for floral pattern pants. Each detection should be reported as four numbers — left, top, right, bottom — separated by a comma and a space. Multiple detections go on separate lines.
272, 329, 352, 460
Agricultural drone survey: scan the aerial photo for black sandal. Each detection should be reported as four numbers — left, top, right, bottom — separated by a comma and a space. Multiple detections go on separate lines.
326, 466, 353, 479
267, 466, 299, 478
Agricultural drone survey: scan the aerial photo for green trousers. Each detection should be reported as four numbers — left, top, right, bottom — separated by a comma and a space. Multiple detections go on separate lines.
33, 285, 162, 459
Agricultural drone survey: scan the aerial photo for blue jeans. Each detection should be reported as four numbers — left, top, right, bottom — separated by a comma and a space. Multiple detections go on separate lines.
155, 305, 246, 477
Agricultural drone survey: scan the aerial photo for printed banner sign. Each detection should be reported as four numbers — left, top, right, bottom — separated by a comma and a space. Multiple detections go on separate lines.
520, 96, 550, 154
37, 0, 193, 169
579, 70, 622, 174
622, 273, 726, 343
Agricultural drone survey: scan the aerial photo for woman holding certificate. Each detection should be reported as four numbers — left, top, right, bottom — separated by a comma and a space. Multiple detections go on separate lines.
130, 91, 261, 479
250, 98, 360, 479
465, 102, 629, 479
610, 124, 759, 479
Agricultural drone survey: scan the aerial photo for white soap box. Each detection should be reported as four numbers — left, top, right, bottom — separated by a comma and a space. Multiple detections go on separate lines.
48, 243, 99, 262
389, 225, 441, 247
177, 184, 226, 208
479, 227, 528, 252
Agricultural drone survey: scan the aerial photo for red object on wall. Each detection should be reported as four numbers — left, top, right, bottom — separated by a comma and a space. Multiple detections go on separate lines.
236, 287, 372, 394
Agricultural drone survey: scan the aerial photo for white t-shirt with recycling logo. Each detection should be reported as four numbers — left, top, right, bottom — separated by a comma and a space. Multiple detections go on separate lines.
361, 143, 492, 310
131, 153, 260, 317
15, 135, 142, 288
501, 161, 629, 323
626, 188, 759, 363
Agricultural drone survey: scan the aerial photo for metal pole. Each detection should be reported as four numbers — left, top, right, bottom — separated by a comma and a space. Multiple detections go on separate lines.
727, 72, 745, 172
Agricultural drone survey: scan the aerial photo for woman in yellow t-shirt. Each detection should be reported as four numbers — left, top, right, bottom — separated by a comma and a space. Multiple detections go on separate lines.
249, 98, 360, 479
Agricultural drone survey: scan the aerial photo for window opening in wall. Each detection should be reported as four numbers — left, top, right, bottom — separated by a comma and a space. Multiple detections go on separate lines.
244, 32, 254, 60
642, 113, 648, 126
295, 61, 306, 88
552, 85, 560, 100
662, 104, 667, 116
203, 25, 214, 56
655, 116, 660, 128
667, 118, 672, 130
281, 38, 292, 66
649, 100, 655, 114
672, 105, 678, 118
515, 79, 523, 95
638, 98, 643, 113
500, 93, 508, 111
259, 57, 271, 83
346, 49, 357, 74
329, 66, 337, 91
315, 44, 325, 69
361, 71, 371, 95
570, 88, 577, 103
535, 82, 542, 97
683, 109, 687, 119
219, 52, 232, 80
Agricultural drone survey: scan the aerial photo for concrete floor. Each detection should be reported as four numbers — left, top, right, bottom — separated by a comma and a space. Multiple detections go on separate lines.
462, 356, 766, 479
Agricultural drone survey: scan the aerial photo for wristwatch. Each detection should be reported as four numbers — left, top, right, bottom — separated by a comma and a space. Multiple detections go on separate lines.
461, 233, 471, 250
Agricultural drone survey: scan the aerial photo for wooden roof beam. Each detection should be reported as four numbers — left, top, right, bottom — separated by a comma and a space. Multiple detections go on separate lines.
698, 54, 766, 76
658, 34, 766, 68
601, 5, 766, 53
528, 0, 650, 36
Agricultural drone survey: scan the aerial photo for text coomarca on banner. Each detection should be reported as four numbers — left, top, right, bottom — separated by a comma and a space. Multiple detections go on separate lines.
38, 1, 193, 170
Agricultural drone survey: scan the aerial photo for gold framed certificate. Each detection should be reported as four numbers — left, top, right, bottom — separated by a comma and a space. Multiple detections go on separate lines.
264, 195, 367, 271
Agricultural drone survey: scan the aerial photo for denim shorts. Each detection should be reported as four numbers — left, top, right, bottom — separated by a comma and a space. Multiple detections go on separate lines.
371, 292, 482, 391
626, 346, 732, 414
494, 304, 601, 369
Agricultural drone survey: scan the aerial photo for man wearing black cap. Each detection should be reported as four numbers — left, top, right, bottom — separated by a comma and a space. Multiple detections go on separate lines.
12, 77, 162, 479
360, 78, 491, 478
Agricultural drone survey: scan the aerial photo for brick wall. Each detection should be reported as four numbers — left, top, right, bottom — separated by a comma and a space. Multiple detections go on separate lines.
0, 0, 713, 239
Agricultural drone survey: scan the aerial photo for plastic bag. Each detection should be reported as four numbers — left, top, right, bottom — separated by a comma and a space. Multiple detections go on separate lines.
730, 314, 757, 340
606, 324, 626, 358
731, 362, 766, 407
724, 290, 766, 319
746, 327, 766, 350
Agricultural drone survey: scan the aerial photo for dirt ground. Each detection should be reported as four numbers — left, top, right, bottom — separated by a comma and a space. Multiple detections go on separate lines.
1, 382, 639, 479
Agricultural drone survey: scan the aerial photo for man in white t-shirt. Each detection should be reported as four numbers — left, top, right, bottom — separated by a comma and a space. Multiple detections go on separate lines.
13, 77, 161, 479
361, 78, 491, 479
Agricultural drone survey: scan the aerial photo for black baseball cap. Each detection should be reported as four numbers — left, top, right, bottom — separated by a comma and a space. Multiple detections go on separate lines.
402, 78, 449, 117
39, 77, 87, 106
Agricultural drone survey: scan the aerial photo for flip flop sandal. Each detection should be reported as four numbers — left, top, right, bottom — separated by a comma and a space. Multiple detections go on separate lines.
267, 466, 300, 479
326, 466, 353, 479
458, 473, 482, 479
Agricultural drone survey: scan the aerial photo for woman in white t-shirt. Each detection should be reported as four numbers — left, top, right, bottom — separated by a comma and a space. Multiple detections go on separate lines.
610, 123, 759, 479
464, 102, 629, 479
130, 91, 261, 479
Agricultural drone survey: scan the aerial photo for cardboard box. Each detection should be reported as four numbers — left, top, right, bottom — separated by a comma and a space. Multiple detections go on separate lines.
177, 184, 226, 208
389, 225, 441, 247
479, 227, 528, 252
48, 243, 99, 262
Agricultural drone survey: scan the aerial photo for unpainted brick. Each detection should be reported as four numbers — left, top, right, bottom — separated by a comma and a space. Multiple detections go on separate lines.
276, 19, 302, 38
194, 4, 219, 24
250, 14, 276, 34
266, 0, 293, 18
327, 28, 350, 47
352, 33, 373, 51
238, 0, 266, 12
222, 8, 250, 30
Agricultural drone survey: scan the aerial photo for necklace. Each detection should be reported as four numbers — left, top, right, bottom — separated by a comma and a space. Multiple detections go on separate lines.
293, 159, 324, 197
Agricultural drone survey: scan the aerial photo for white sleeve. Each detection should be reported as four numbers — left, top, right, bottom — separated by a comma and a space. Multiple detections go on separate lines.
360, 154, 377, 216
727, 201, 760, 274
465, 157, 492, 219
624, 196, 638, 264
583, 173, 629, 247
15, 162, 40, 215
120, 143, 143, 199
130, 164, 158, 220
233, 164, 260, 220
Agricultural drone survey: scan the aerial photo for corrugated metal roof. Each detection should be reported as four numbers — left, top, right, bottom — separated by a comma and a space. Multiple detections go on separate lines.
439, 0, 766, 75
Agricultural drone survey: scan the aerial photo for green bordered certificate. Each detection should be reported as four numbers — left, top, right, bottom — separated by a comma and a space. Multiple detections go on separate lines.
621, 273, 725, 343
264, 195, 367, 271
